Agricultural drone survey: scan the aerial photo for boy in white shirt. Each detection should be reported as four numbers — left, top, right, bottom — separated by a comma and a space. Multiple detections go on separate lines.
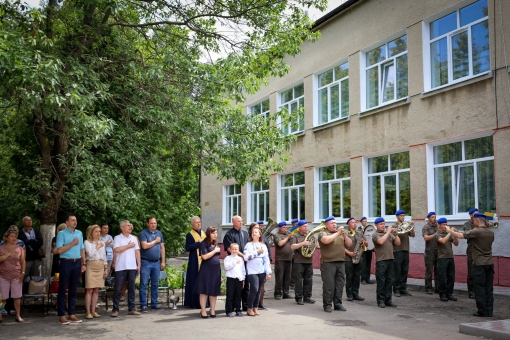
224, 243, 246, 317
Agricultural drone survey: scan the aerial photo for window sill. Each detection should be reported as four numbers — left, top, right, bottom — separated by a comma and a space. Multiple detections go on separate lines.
358, 97, 410, 118
312, 116, 350, 132
292, 130, 306, 137
420, 71, 493, 99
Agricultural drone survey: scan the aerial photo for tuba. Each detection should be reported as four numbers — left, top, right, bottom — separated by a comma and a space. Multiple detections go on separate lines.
351, 230, 368, 264
262, 217, 278, 246
301, 222, 326, 258
395, 220, 414, 234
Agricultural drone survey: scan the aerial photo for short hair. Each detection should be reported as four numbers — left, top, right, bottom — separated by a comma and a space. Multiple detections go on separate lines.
101, 222, 109, 228
190, 216, 200, 224
22, 216, 31, 223
147, 216, 156, 223
120, 220, 130, 228
3, 225, 18, 240
205, 226, 218, 246
65, 214, 76, 222
56, 223, 67, 233
232, 215, 241, 223
86, 225, 101, 242
230, 243, 239, 249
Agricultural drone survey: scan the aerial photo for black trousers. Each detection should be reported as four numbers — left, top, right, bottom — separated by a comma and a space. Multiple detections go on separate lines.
393, 251, 409, 293
274, 260, 292, 297
361, 250, 373, 282
437, 258, 455, 297
320, 261, 345, 308
424, 249, 438, 291
345, 260, 362, 297
376, 260, 394, 304
293, 262, 313, 301
467, 245, 474, 295
473, 264, 494, 316
113, 269, 137, 312
225, 277, 243, 313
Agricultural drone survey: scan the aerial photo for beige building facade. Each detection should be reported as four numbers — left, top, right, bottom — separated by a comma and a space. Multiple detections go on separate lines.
200, 0, 510, 284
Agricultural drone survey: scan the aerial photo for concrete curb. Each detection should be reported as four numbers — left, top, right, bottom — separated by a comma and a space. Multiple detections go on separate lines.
459, 319, 510, 340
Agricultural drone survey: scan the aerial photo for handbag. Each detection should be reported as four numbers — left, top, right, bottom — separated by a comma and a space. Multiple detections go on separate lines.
105, 269, 115, 287
38, 247, 46, 258
28, 278, 47, 294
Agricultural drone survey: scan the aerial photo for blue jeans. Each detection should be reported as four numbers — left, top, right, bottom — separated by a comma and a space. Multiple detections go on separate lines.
113, 270, 137, 312
139, 260, 160, 307
58, 259, 81, 317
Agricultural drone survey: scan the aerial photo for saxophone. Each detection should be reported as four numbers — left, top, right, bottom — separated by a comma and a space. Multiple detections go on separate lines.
301, 222, 326, 258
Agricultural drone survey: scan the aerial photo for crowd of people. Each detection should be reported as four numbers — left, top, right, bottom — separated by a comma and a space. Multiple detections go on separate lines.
0, 207, 495, 325
184, 209, 494, 318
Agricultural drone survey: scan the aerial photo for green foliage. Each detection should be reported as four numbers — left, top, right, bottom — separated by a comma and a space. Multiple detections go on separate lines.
162, 262, 188, 289
0, 0, 326, 253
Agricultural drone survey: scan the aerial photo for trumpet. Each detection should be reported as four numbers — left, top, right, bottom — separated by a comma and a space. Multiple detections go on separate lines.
486, 221, 499, 228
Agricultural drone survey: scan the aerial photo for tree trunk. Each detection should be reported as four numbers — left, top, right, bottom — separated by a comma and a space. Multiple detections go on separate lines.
40, 223, 56, 280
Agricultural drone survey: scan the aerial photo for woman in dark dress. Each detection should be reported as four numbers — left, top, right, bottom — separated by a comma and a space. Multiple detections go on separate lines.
195, 226, 221, 318
184, 217, 204, 309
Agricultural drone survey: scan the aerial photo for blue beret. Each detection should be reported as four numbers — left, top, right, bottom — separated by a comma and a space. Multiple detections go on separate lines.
346, 217, 355, 223
469, 208, 479, 215
437, 217, 447, 224
257, 220, 264, 225
360, 217, 367, 222
374, 217, 385, 224
395, 209, 405, 216
278, 221, 287, 227
427, 212, 436, 218
297, 219, 308, 226
324, 216, 336, 223
291, 218, 299, 224
474, 213, 486, 218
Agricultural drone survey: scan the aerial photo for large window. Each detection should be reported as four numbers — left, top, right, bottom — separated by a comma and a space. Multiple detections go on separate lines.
250, 179, 269, 223
224, 184, 241, 224
368, 151, 411, 217
426, 0, 489, 90
279, 84, 304, 134
250, 99, 270, 120
319, 163, 351, 219
433, 135, 494, 216
365, 35, 408, 110
280, 171, 305, 221
317, 62, 349, 124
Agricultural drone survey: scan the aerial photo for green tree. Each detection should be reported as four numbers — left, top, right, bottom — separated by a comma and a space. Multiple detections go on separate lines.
0, 0, 325, 265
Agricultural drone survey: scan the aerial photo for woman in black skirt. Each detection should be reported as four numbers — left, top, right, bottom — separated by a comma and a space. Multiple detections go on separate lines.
195, 226, 221, 318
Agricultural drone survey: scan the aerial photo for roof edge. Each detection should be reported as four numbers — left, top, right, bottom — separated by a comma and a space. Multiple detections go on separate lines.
312, 0, 361, 29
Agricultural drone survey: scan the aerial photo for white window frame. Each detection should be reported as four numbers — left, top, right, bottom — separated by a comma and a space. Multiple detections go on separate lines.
278, 171, 305, 222
422, 0, 490, 92
277, 83, 305, 135
360, 30, 408, 112
362, 150, 411, 221
426, 131, 494, 219
315, 162, 351, 221
248, 98, 270, 120
247, 179, 270, 223
223, 184, 241, 225
313, 60, 349, 126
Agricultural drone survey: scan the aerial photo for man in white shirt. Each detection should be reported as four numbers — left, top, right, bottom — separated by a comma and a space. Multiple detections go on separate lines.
111, 220, 141, 317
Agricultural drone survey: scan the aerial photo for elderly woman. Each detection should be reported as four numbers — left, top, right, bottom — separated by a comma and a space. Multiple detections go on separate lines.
195, 226, 221, 318
84, 225, 108, 319
0, 226, 26, 323
244, 223, 271, 316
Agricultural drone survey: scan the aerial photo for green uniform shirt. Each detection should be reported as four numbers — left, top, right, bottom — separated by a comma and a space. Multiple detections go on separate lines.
464, 226, 494, 266
291, 232, 313, 264
434, 230, 455, 259
318, 230, 346, 263
422, 222, 438, 251
273, 231, 293, 261
373, 231, 396, 262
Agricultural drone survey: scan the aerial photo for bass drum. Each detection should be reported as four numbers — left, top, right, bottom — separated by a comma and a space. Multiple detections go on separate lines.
364, 225, 376, 250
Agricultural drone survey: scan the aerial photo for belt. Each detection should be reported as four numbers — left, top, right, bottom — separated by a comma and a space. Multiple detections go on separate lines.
60, 258, 81, 262
142, 259, 159, 262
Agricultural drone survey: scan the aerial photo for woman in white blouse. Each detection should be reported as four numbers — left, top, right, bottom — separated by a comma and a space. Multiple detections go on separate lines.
244, 223, 271, 316
84, 225, 108, 319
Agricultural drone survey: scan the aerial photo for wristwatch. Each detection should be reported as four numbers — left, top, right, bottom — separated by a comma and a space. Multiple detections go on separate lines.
22, 271, 25, 274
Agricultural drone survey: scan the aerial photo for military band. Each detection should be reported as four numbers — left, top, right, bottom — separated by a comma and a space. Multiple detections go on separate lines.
290, 220, 314, 305
435, 217, 459, 302
463, 207, 478, 299
360, 217, 375, 285
272, 221, 293, 300
318, 216, 352, 312
422, 212, 439, 295
344, 217, 366, 302
392, 210, 415, 297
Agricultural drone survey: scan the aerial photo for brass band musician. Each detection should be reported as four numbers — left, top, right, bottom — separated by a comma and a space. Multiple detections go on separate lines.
344, 217, 367, 302
392, 209, 415, 297
272, 221, 293, 300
